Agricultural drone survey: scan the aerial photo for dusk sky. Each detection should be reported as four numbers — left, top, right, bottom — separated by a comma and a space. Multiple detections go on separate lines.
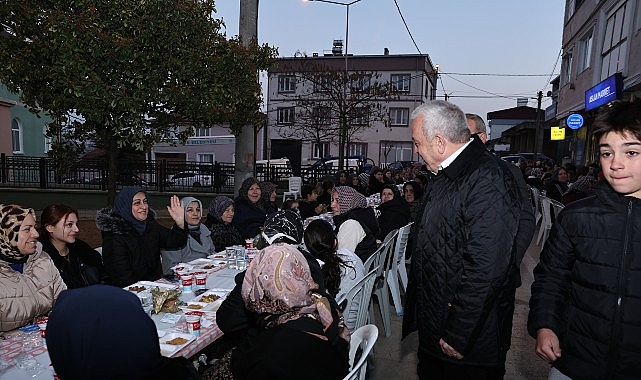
213, 0, 565, 124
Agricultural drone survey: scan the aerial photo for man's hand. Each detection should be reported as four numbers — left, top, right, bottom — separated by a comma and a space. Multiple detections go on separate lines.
439, 338, 463, 360
166, 195, 185, 229
535, 328, 561, 363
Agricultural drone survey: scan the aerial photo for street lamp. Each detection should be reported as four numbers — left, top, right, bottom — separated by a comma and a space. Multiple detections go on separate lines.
305, 0, 363, 168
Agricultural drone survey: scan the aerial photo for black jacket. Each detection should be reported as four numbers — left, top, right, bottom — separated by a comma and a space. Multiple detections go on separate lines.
402, 138, 521, 367
528, 183, 641, 380
376, 195, 411, 241
231, 197, 274, 240
96, 208, 187, 287
39, 237, 105, 289
333, 207, 379, 262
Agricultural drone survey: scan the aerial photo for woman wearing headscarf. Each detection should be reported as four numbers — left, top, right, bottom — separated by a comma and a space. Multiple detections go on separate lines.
0, 204, 66, 332
544, 167, 570, 202
403, 180, 424, 222
47, 285, 199, 380
377, 184, 411, 241
205, 196, 244, 250
562, 175, 595, 205
332, 186, 379, 262
205, 243, 349, 380
95, 186, 188, 287
347, 173, 366, 195
259, 181, 279, 214
39, 204, 105, 289
232, 178, 271, 239
304, 219, 365, 332
366, 168, 385, 196
161, 196, 215, 275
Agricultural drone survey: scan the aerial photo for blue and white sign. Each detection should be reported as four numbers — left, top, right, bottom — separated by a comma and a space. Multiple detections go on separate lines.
566, 114, 584, 130
585, 73, 622, 111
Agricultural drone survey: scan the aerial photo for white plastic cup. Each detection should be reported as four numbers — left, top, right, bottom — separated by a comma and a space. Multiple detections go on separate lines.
235, 246, 247, 271
185, 314, 201, 337
181, 272, 194, 292
194, 272, 207, 290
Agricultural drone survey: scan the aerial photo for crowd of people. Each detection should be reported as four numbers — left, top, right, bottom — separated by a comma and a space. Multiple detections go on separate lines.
1, 98, 639, 379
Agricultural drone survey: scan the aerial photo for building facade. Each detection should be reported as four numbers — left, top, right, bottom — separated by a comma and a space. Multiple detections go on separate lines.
555, 0, 641, 165
150, 125, 236, 165
265, 50, 437, 170
0, 85, 53, 157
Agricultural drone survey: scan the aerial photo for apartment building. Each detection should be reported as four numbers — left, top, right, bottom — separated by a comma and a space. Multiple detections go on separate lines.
555, 0, 641, 165
264, 46, 437, 170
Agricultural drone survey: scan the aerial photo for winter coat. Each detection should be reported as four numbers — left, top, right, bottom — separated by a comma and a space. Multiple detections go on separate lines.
333, 207, 379, 262
0, 242, 66, 332
402, 138, 521, 367
528, 183, 641, 380
161, 224, 214, 275
209, 219, 244, 251
39, 237, 105, 289
96, 208, 187, 287
231, 197, 271, 240
376, 195, 411, 241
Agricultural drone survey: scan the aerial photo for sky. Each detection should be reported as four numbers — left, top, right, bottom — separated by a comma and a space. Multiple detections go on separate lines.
213, 0, 566, 123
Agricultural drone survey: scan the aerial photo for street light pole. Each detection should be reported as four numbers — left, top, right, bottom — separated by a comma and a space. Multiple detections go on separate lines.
307, 0, 363, 169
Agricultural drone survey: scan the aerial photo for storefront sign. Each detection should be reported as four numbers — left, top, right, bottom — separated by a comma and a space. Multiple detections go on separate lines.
585, 73, 623, 111
566, 114, 584, 130
545, 103, 557, 121
551, 126, 565, 141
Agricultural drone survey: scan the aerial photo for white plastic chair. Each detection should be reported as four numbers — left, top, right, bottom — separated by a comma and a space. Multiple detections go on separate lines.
336, 268, 378, 332
530, 187, 541, 226
387, 222, 412, 316
95, 246, 102, 255
550, 198, 565, 219
343, 324, 379, 380
365, 229, 398, 337
282, 176, 302, 201
536, 196, 553, 245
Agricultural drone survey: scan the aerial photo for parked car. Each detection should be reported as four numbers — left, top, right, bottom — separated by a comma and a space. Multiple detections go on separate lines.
301, 155, 375, 183
89, 174, 148, 186
167, 171, 212, 187
518, 152, 554, 164
501, 155, 527, 167
386, 161, 419, 170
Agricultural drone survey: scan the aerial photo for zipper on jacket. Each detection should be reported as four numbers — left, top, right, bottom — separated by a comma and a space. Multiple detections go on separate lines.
607, 199, 632, 379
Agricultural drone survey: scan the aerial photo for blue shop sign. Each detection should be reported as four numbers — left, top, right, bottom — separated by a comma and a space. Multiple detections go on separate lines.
585, 73, 623, 111
566, 114, 584, 130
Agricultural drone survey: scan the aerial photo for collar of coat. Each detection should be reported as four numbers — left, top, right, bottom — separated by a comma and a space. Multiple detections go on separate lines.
440, 136, 487, 180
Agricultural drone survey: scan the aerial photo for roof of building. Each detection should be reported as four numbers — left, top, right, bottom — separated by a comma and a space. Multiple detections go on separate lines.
487, 106, 544, 120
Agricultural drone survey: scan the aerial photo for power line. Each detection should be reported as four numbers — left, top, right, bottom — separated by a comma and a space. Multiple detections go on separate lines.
443, 73, 518, 101
441, 72, 559, 77
392, 0, 422, 55
540, 48, 562, 93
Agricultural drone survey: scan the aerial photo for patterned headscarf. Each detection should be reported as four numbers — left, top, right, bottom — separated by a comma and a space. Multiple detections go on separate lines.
261, 210, 303, 245
332, 186, 367, 215
259, 181, 278, 204
207, 196, 234, 222
570, 175, 594, 193
241, 243, 335, 333
114, 186, 147, 235
0, 204, 36, 263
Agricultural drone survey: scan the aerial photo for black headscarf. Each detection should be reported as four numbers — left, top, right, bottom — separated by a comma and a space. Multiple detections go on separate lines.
114, 186, 147, 235
239, 178, 264, 211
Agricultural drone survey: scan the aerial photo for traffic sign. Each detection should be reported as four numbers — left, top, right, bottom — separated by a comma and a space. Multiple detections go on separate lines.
566, 114, 584, 130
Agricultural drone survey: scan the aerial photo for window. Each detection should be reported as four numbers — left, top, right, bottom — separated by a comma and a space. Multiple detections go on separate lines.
278, 75, 296, 93
197, 153, 214, 164
577, 29, 593, 72
601, 2, 630, 80
381, 141, 413, 163
348, 143, 367, 157
277, 107, 295, 124
389, 108, 409, 126
43, 125, 52, 153
313, 106, 331, 125
560, 50, 573, 85
193, 127, 211, 137
350, 74, 371, 92
351, 107, 369, 125
391, 74, 410, 92
11, 119, 23, 154
312, 142, 330, 158
567, 0, 584, 20
314, 75, 331, 93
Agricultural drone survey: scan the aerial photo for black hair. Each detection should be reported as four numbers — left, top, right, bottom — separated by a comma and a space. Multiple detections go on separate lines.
593, 98, 641, 143
303, 219, 351, 297
301, 184, 316, 199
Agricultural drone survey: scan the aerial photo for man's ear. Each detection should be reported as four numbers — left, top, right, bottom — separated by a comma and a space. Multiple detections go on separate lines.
436, 135, 447, 154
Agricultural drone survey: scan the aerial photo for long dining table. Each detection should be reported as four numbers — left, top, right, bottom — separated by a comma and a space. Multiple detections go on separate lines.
0, 264, 241, 380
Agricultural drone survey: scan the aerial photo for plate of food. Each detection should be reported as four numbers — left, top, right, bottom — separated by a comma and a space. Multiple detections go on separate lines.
125, 281, 180, 293
209, 253, 228, 260
159, 332, 195, 357
191, 289, 228, 312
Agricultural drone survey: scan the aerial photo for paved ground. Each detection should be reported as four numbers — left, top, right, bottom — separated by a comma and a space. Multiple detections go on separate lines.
368, 236, 551, 380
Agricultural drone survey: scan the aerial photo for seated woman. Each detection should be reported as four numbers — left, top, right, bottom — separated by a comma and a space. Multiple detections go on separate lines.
366, 168, 385, 196
348, 173, 366, 195
161, 197, 215, 276
47, 285, 199, 380
298, 184, 325, 219
38, 204, 105, 288
331, 186, 379, 262
0, 204, 66, 332
403, 180, 424, 222
204, 196, 244, 250
205, 243, 349, 380
377, 184, 411, 241
96, 186, 187, 287
304, 219, 365, 332
259, 181, 279, 214
232, 178, 271, 239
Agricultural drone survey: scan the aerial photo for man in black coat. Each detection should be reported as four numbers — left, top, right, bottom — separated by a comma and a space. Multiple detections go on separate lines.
403, 101, 522, 380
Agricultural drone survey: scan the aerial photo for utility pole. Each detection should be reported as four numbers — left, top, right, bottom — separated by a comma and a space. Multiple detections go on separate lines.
534, 90, 543, 162
235, 0, 259, 194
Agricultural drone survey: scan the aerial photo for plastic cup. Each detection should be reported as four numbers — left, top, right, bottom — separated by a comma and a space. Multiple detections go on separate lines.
235, 246, 247, 271
181, 272, 194, 292
195, 272, 207, 290
245, 238, 254, 249
185, 314, 201, 337
37, 317, 48, 347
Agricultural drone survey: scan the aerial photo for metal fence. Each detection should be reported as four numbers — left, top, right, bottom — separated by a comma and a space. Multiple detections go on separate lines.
0, 154, 366, 194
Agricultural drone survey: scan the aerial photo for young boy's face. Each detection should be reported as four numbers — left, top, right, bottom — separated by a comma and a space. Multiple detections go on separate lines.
599, 130, 641, 198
